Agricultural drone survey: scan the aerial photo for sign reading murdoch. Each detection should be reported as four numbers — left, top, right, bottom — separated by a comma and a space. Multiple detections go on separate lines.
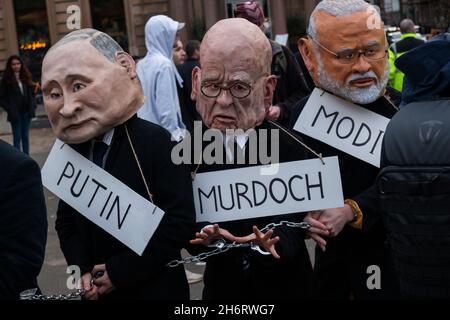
193, 157, 344, 223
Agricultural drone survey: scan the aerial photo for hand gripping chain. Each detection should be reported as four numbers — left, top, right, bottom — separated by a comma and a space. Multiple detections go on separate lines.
20, 272, 104, 301
166, 221, 311, 268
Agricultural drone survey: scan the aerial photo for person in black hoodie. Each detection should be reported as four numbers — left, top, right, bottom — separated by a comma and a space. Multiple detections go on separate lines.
0, 55, 37, 155
379, 32, 450, 298
0, 139, 47, 299
397, 32, 450, 106
290, 0, 401, 299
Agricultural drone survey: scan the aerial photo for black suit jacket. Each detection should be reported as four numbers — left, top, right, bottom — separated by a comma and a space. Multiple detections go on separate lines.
0, 140, 47, 299
55, 116, 196, 300
189, 121, 316, 300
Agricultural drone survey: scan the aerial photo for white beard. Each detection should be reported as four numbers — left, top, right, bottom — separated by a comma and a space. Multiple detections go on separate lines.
316, 56, 389, 105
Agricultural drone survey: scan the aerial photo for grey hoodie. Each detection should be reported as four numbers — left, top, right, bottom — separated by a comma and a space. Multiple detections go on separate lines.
137, 15, 185, 140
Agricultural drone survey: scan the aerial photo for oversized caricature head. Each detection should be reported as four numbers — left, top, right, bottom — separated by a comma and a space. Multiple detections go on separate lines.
42, 29, 144, 144
191, 18, 276, 132
299, 0, 389, 104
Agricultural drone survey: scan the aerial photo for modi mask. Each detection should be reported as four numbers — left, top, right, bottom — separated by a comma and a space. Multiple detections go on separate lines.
299, 9, 389, 105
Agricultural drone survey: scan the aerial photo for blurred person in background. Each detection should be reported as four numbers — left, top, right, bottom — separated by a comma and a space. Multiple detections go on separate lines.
0, 55, 37, 155
234, 0, 310, 126
388, 19, 425, 92
177, 40, 201, 134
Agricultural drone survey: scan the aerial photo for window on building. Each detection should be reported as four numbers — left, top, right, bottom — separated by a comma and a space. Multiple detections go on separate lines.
384, 0, 401, 13
90, 0, 129, 51
14, 0, 50, 81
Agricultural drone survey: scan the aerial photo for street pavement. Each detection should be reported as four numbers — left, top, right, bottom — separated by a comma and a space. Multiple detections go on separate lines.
0, 126, 315, 300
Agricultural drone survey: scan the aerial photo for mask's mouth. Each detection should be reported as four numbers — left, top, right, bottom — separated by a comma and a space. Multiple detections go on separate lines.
214, 114, 237, 124
349, 77, 376, 88
64, 119, 91, 131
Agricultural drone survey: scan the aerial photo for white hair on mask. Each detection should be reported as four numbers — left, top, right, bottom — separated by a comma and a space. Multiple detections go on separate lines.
308, 0, 380, 40
49, 29, 124, 63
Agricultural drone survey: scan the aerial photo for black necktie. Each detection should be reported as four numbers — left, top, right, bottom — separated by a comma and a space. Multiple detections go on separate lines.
92, 141, 108, 168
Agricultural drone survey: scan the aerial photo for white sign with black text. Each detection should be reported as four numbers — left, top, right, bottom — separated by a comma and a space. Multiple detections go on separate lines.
193, 156, 344, 223
41, 139, 165, 256
294, 88, 391, 167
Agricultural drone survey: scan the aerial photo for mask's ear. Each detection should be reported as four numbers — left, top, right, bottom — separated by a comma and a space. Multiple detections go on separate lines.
191, 66, 201, 102
115, 52, 137, 80
298, 38, 314, 73
298, 37, 319, 86
263, 75, 277, 110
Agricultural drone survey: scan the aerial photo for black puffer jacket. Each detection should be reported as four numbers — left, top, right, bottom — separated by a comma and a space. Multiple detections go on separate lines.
0, 80, 36, 122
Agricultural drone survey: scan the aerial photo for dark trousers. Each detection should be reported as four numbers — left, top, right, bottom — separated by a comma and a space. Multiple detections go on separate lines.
11, 112, 31, 155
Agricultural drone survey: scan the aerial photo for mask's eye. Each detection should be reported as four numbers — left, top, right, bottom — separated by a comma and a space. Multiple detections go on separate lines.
365, 48, 377, 57
340, 51, 356, 60
209, 84, 220, 90
204, 83, 221, 93
73, 83, 86, 93
49, 89, 62, 100
232, 83, 248, 92
231, 82, 251, 98
201, 83, 222, 98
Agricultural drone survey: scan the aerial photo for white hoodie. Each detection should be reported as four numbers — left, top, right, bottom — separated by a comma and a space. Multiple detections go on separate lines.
137, 15, 186, 140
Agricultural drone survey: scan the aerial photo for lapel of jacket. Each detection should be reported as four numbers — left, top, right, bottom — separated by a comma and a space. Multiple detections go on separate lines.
104, 125, 126, 173
104, 115, 140, 173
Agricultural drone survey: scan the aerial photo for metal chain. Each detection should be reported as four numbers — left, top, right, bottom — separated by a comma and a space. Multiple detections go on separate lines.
21, 221, 312, 299
20, 272, 104, 301
20, 288, 85, 301
259, 220, 311, 233
167, 220, 311, 268
167, 239, 252, 268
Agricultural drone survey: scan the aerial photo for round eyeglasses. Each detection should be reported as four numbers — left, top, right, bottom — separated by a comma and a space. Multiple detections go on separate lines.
201, 81, 252, 99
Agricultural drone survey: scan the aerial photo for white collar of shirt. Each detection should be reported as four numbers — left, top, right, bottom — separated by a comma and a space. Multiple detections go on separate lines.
224, 132, 249, 161
102, 128, 115, 146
